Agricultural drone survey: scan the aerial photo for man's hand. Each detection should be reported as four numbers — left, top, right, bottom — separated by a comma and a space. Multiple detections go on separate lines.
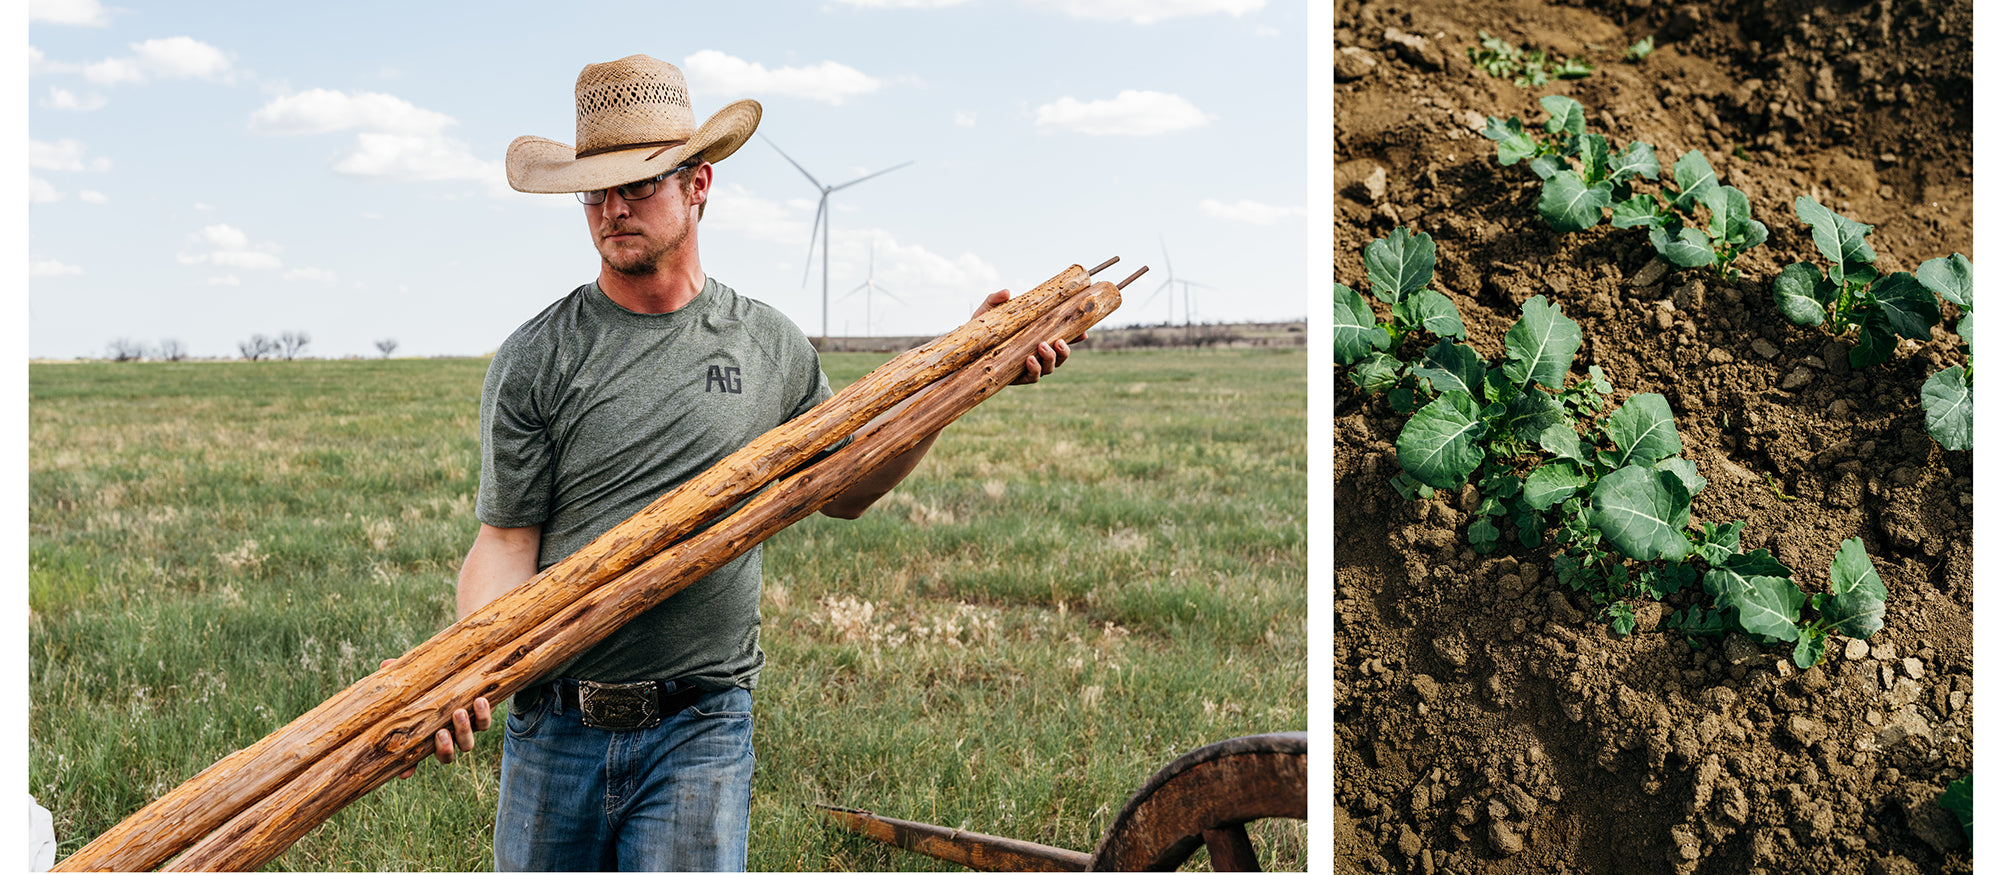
380, 658, 493, 779
974, 289, 1074, 385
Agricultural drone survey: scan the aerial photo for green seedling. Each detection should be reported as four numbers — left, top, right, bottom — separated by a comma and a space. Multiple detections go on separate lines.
1626, 36, 1655, 61
1335, 226, 1468, 411
1468, 30, 1593, 88
1482, 96, 1764, 277
1771, 196, 1946, 369
1940, 774, 1972, 848
1917, 253, 1974, 451
1386, 288, 1884, 664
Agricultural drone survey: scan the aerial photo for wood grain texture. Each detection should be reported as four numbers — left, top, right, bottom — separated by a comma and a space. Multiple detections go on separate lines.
55, 275, 1116, 873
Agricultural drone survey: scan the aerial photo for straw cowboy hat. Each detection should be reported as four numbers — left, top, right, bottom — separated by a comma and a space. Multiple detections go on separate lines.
506, 54, 760, 194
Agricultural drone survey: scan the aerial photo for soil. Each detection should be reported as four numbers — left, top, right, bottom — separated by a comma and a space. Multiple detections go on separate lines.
1332, 1, 1973, 873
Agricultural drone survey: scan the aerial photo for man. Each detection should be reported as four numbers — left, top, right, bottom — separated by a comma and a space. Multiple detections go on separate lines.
413, 55, 1069, 871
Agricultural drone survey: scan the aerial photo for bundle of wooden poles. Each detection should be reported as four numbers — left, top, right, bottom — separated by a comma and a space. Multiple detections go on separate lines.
54, 260, 1135, 872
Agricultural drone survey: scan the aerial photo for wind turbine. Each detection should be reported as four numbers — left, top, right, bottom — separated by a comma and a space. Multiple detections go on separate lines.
838, 241, 906, 337
763, 135, 912, 343
1139, 238, 1216, 340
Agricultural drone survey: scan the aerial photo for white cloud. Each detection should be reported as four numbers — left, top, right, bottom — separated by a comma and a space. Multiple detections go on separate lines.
249, 89, 454, 136
29, 0, 110, 26
180, 223, 283, 271
250, 89, 502, 188
197, 224, 249, 250
1022, 0, 1265, 24
333, 132, 502, 182
683, 50, 883, 106
47, 87, 108, 111
1034, 90, 1212, 136
71, 37, 233, 86
30, 259, 84, 276
132, 36, 233, 81
1200, 198, 1303, 225
78, 190, 107, 204
954, 111, 977, 127
704, 183, 811, 244
30, 139, 111, 172
285, 267, 339, 285
29, 177, 62, 203
80, 57, 144, 85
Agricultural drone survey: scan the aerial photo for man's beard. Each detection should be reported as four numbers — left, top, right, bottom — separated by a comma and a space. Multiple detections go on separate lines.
599, 220, 689, 276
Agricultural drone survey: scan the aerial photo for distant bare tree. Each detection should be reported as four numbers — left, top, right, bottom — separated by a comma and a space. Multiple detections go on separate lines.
238, 334, 275, 361
158, 338, 188, 361
374, 338, 399, 358
107, 338, 145, 361
278, 330, 312, 360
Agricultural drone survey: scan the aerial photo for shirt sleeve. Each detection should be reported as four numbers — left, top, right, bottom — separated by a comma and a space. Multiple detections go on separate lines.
476, 335, 558, 529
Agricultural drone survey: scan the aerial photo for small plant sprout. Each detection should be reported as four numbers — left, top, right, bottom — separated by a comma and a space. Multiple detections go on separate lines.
1626, 35, 1656, 61
1917, 253, 1973, 450
1468, 31, 1593, 88
1940, 774, 1972, 847
1772, 196, 1948, 369
1482, 96, 1765, 277
1334, 226, 1468, 411
1381, 278, 1886, 664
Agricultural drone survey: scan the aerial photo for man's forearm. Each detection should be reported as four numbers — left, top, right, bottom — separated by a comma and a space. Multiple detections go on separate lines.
457, 524, 543, 619
818, 428, 940, 519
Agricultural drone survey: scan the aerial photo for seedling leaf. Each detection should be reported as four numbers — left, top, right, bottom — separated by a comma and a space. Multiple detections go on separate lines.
1654, 457, 1706, 497
1539, 95, 1585, 139
1706, 552, 1804, 642
1602, 392, 1682, 468
1794, 195, 1876, 272
1649, 225, 1715, 268
1364, 227, 1437, 304
1350, 351, 1402, 394
1503, 387, 1566, 446
1523, 461, 1587, 510
1694, 520, 1747, 565
1575, 134, 1611, 184
1772, 262, 1831, 327
1611, 195, 1661, 229
1332, 283, 1389, 365
1669, 150, 1719, 210
1502, 296, 1584, 390
1397, 390, 1488, 490
1589, 465, 1691, 562
1871, 272, 1944, 340
1539, 170, 1612, 232
1607, 141, 1660, 183
1922, 366, 1972, 451
1395, 288, 1468, 340
1483, 116, 1537, 166
1413, 340, 1485, 397
1822, 537, 1887, 639
1940, 775, 1972, 846
1916, 252, 1973, 308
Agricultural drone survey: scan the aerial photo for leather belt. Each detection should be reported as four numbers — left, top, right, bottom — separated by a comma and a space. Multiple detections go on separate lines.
541, 679, 705, 731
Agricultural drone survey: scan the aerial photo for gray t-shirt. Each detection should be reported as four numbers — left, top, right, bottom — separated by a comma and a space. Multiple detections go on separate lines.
476, 276, 832, 689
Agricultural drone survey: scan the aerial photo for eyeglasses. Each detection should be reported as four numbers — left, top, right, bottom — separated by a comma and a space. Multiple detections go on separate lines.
576, 162, 697, 205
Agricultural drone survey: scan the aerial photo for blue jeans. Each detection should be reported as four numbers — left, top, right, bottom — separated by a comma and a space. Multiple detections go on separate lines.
494, 683, 755, 872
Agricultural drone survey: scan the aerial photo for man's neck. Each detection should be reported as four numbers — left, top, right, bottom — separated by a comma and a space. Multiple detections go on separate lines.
598, 256, 705, 314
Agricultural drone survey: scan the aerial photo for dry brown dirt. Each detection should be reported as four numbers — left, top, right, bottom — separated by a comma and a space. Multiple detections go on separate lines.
1333, 0, 1972, 872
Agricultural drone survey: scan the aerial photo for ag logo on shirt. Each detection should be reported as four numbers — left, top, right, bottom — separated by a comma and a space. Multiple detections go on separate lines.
705, 364, 743, 394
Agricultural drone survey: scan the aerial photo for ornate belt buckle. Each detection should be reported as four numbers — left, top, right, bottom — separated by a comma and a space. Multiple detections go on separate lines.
577, 680, 661, 730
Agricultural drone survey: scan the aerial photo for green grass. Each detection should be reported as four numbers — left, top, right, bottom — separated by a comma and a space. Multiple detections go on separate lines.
29, 348, 1305, 871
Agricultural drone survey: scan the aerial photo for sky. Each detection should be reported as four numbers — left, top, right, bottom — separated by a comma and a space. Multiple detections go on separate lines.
26, 0, 1309, 360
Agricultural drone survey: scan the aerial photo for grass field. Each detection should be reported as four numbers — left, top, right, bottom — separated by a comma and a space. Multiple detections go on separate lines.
28, 347, 1306, 871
